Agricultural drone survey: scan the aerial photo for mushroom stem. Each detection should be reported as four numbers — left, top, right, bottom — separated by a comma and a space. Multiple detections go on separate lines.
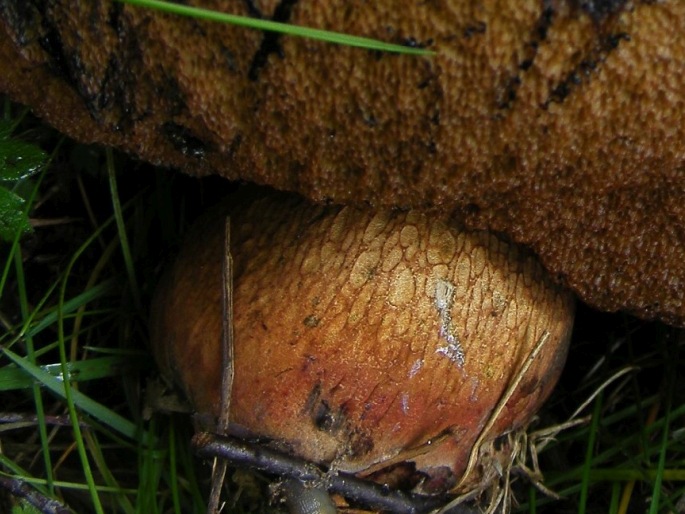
281, 478, 336, 514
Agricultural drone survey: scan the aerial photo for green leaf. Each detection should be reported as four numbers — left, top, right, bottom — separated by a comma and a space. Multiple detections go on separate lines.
0, 186, 31, 241
0, 121, 47, 181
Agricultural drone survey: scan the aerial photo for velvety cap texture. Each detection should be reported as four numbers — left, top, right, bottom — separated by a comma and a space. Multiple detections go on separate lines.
1, 1, 683, 324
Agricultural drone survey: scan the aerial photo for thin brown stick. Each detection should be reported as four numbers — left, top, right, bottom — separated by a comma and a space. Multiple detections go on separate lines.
457, 331, 550, 491
0, 412, 89, 430
219, 218, 234, 431
192, 432, 470, 514
207, 219, 235, 514
438, 331, 551, 514
0, 476, 71, 514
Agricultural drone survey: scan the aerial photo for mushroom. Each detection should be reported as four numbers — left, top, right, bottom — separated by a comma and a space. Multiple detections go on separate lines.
150, 190, 575, 510
1, 1, 684, 324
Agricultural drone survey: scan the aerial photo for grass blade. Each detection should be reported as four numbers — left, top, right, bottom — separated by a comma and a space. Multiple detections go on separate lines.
579, 393, 603, 514
1, 346, 147, 442
11, 247, 55, 494
648, 346, 677, 514
0, 355, 151, 391
116, 0, 434, 55
21, 280, 115, 340
106, 149, 142, 313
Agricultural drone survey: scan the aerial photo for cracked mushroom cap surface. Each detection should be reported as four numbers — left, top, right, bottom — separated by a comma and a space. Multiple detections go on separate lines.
150, 191, 575, 493
1, 1, 684, 324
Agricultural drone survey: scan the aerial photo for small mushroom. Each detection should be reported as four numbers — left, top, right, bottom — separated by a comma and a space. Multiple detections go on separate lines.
150, 190, 574, 507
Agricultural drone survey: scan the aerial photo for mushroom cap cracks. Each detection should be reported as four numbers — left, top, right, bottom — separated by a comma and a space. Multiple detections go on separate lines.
149, 192, 575, 493
1, 1, 684, 324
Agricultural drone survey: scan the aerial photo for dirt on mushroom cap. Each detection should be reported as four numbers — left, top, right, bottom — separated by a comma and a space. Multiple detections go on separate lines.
150, 190, 575, 496
1, 1, 683, 325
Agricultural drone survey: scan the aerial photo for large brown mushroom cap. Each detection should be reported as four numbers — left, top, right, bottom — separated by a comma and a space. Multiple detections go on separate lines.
1, 1, 684, 324
150, 190, 575, 494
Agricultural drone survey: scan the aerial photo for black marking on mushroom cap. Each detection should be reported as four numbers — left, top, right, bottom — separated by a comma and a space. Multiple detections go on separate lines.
248, 0, 299, 81
37, 23, 113, 124
496, 4, 557, 110
536, 4, 556, 41
83, 3, 149, 131
0, 0, 41, 47
347, 428, 374, 458
499, 1, 633, 111
221, 44, 239, 73
10, 1, 144, 130
418, 466, 457, 495
495, 5, 555, 110
495, 75, 522, 110
360, 110, 378, 128
36, 10, 78, 84
159, 75, 192, 118
106, 0, 125, 35
303, 386, 374, 458
242, 0, 263, 18
463, 21, 487, 38
95, 53, 137, 131
543, 0, 632, 23
313, 400, 336, 431
105, 3, 148, 130
542, 31, 630, 108
113, 25, 155, 128
303, 382, 322, 414
162, 122, 208, 158
399, 36, 434, 50
311, 396, 349, 434
303, 315, 320, 328
417, 76, 432, 90
603, 31, 631, 50
567, 0, 631, 23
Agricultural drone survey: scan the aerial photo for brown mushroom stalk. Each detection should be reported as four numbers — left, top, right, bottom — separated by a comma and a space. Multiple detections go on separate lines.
280, 478, 337, 514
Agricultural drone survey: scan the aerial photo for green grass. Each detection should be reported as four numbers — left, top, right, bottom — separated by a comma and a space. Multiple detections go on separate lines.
0, 104, 223, 513
116, 0, 434, 56
0, 101, 683, 514
513, 317, 685, 514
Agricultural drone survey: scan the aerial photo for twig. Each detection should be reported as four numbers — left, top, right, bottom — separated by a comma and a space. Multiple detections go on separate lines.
192, 432, 476, 514
219, 218, 234, 437
0, 412, 89, 430
206, 219, 235, 514
0, 476, 71, 514
569, 366, 637, 421
29, 217, 80, 228
457, 331, 550, 492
